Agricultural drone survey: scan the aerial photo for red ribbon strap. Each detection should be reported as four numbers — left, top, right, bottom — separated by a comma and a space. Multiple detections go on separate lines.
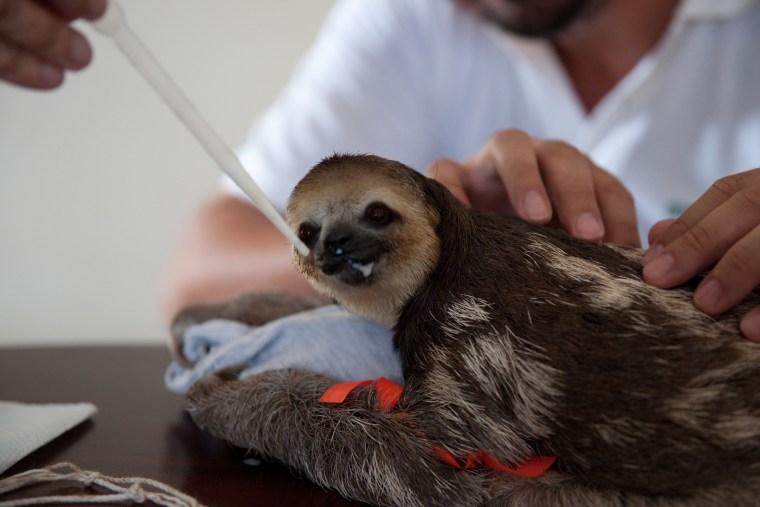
319, 377, 402, 412
432, 448, 556, 478
320, 378, 556, 478
374, 377, 404, 411
319, 379, 374, 404
483, 454, 556, 478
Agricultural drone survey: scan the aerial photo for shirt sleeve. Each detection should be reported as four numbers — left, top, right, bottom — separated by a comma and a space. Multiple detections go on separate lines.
228, 0, 441, 211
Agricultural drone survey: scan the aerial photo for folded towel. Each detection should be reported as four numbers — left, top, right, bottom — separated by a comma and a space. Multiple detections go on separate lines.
165, 305, 403, 394
0, 401, 97, 474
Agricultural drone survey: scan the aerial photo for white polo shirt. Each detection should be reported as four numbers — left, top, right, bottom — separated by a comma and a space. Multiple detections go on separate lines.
232, 0, 760, 242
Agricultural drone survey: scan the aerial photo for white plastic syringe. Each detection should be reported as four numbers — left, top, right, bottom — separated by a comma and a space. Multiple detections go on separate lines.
91, 1, 309, 256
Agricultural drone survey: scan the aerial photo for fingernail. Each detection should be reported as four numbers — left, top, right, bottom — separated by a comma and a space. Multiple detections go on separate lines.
39, 63, 63, 87
642, 243, 664, 266
575, 213, 604, 240
69, 37, 91, 66
741, 312, 760, 342
642, 252, 673, 282
523, 190, 550, 221
694, 279, 722, 310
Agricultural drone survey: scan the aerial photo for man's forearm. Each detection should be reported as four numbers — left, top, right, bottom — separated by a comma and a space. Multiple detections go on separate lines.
162, 193, 321, 324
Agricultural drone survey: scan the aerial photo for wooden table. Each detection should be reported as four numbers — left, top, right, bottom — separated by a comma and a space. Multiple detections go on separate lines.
0, 346, 366, 506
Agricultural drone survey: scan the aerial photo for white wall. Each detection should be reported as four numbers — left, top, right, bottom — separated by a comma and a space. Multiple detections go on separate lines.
0, 0, 335, 347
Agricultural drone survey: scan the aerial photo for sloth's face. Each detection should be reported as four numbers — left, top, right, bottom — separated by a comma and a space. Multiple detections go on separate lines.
285, 156, 441, 325
295, 199, 398, 287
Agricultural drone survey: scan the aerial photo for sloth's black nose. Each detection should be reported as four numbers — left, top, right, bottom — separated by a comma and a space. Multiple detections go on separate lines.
318, 226, 386, 283
324, 229, 353, 258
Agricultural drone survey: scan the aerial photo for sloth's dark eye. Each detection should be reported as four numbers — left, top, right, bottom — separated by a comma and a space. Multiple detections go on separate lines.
298, 223, 319, 247
363, 202, 395, 227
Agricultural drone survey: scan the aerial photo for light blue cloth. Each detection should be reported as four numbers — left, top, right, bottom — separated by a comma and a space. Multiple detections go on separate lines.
165, 305, 403, 394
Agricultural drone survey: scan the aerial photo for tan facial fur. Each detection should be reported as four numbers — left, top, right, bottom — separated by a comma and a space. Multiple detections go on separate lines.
286, 155, 440, 326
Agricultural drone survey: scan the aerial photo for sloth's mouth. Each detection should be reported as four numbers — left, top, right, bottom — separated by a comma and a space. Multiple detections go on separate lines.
316, 233, 389, 287
349, 260, 375, 278
318, 255, 379, 286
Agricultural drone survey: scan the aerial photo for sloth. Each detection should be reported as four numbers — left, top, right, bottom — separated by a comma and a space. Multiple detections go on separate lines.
177, 154, 760, 507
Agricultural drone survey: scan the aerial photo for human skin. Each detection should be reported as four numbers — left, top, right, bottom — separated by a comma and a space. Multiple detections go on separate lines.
644, 169, 760, 342
425, 130, 639, 248
0, 0, 106, 88
162, 0, 759, 341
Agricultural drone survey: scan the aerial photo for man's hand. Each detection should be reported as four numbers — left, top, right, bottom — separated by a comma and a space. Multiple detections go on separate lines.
426, 129, 640, 247
643, 168, 760, 341
0, 0, 106, 88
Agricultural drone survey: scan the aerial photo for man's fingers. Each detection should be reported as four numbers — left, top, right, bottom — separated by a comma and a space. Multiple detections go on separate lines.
643, 188, 760, 308
591, 166, 640, 247
42, 0, 107, 21
0, 0, 92, 70
647, 219, 675, 249
651, 173, 748, 249
425, 158, 472, 207
474, 129, 552, 224
691, 225, 760, 315
466, 130, 638, 244
0, 37, 63, 88
643, 192, 760, 289
741, 306, 760, 342
536, 140, 605, 242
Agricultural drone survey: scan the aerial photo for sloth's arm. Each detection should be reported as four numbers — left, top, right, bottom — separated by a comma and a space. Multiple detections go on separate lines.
186, 369, 484, 507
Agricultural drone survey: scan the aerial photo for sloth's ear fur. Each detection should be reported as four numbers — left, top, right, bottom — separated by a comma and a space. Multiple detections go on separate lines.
415, 174, 476, 256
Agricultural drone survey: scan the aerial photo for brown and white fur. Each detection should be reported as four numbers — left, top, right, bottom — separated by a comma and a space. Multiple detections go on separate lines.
178, 154, 760, 506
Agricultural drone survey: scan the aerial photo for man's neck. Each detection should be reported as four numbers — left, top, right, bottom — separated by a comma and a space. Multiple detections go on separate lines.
551, 0, 681, 113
